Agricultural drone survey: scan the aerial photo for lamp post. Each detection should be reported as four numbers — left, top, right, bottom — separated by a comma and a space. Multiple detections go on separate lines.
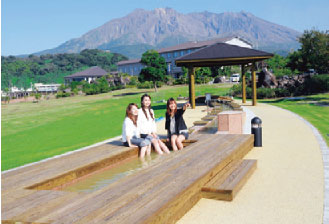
251, 117, 262, 147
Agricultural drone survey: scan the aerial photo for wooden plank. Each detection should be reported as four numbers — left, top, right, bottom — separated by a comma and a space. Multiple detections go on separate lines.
36, 135, 221, 223
202, 159, 257, 201
201, 116, 216, 121
193, 120, 209, 126
27, 147, 139, 190
3, 144, 137, 192
2, 134, 254, 224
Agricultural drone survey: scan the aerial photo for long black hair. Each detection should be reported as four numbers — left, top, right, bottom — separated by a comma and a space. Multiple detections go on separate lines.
141, 94, 154, 120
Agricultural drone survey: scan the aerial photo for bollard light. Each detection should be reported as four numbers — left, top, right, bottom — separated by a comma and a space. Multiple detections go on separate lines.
251, 117, 262, 147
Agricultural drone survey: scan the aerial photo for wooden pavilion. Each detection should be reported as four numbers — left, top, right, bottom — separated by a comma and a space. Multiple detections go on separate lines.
175, 43, 274, 108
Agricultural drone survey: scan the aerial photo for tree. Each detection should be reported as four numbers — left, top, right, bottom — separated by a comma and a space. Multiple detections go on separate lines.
287, 29, 329, 74
195, 67, 212, 84
266, 54, 296, 77
139, 50, 167, 92
97, 76, 110, 93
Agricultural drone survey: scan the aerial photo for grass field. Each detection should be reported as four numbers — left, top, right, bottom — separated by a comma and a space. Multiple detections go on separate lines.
260, 93, 329, 146
1, 84, 232, 171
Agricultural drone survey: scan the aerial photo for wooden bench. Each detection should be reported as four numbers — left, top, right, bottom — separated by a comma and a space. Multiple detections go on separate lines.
193, 120, 209, 126
202, 159, 257, 201
201, 115, 216, 121
2, 134, 254, 224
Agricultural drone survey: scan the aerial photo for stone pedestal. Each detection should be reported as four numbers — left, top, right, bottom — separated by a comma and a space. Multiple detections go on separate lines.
217, 111, 246, 134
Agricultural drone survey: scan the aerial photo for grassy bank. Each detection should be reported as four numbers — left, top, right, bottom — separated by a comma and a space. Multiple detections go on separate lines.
261, 93, 329, 146
1, 84, 231, 171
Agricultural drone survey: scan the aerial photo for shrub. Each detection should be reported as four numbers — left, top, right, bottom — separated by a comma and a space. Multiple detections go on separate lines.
302, 74, 329, 94
137, 81, 153, 89
128, 76, 138, 86
156, 81, 164, 88
71, 88, 79, 96
274, 88, 291, 97
56, 91, 70, 98
230, 83, 242, 96
256, 88, 276, 99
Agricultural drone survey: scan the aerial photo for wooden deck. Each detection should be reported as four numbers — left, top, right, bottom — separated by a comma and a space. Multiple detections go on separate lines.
2, 134, 254, 224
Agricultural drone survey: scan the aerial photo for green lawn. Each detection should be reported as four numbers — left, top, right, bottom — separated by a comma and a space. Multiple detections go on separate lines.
260, 93, 329, 146
1, 84, 231, 171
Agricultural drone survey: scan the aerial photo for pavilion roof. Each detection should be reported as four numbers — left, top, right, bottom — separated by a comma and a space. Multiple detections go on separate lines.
175, 43, 273, 67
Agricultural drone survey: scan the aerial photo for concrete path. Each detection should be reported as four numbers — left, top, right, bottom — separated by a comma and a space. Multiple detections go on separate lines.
177, 102, 324, 224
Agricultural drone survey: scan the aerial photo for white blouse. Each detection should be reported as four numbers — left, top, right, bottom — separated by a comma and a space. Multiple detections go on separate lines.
137, 108, 157, 135
122, 117, 140, 142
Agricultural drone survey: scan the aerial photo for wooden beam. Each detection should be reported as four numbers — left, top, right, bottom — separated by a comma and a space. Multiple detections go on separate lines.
241, 64, 246, 104
252, 62, 257, 106
188, 67, 196, 109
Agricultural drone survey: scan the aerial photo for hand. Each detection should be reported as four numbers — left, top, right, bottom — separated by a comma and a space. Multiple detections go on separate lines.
185, 103, 191, 108
166, 138, 170, 142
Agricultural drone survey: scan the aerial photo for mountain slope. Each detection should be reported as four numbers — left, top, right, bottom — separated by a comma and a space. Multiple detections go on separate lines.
36, 8, 301, 58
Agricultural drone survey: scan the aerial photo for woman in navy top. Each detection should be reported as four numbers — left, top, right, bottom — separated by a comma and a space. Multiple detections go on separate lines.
165, 98, 190, 151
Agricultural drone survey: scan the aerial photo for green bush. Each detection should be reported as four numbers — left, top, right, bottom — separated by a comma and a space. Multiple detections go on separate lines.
230, 83, 242, 96
257, 88, 276, 99
56, 91, 71, 98
128, 76, 138, 86
173, 78, 187, 85
302, 74, 329, 94
230, 84, 290, 99
156, 81, 164, 88
137, 81, 153, 89
274, 88, 291, 97
71, 88, 79, 96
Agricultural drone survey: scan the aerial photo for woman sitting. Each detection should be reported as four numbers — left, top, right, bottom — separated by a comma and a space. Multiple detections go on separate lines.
122, 103, 151, 158
138, 94, 170, 155
165, 98, 190, 151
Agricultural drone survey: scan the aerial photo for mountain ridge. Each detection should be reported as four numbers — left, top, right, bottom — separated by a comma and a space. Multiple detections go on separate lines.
35, 8, 301, 58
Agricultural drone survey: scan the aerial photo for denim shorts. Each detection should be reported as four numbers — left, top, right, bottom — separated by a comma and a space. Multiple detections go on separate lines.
140, 134, 159, 141
123, 136, 151, 147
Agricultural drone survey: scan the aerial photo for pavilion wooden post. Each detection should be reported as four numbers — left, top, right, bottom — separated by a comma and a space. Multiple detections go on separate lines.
241, 64, 246, 103
251, 62, 257, 106
188, 66, 196, 109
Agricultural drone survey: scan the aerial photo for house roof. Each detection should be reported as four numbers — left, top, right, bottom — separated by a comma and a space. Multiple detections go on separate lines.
64, 66, 108, 78
175, 42, 273, 67
157, 36, 252, 53
117, 59, 141, 66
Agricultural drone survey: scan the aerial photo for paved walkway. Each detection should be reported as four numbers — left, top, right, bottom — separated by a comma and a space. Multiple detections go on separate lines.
178, 102, 325, 224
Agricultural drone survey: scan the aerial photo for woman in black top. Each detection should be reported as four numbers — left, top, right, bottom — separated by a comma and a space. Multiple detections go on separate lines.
165, 98, 190, 151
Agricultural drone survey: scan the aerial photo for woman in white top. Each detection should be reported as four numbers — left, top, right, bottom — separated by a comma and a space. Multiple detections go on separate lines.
138, 94, 170, 155
122, 103, 151, 158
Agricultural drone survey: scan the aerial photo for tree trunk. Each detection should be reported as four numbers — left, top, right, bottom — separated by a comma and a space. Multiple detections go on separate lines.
154, 81, 157, 92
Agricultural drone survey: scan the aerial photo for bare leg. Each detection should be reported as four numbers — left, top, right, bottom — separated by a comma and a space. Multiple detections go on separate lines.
176, 134, 186, 150
171, 135, 178, 151
152, 139, 163, 155
139, 146, 147, 158
146, 145, 151, 156
158, 139, 170, 154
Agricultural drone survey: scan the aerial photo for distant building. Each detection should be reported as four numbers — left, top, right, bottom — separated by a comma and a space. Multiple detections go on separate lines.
34, 83, 61, 93
117, 36, 252, 77
64, 66, 108, 84
117, 59, 144, 76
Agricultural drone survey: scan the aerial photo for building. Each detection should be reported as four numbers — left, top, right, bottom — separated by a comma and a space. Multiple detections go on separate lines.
34, 83, 61, 93
64, 66, 108, 84
117, 36, 252, 77
117, 59, 144, 76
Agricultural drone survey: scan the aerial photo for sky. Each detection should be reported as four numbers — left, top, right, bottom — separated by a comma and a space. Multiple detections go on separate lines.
1, 0, 329, 56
